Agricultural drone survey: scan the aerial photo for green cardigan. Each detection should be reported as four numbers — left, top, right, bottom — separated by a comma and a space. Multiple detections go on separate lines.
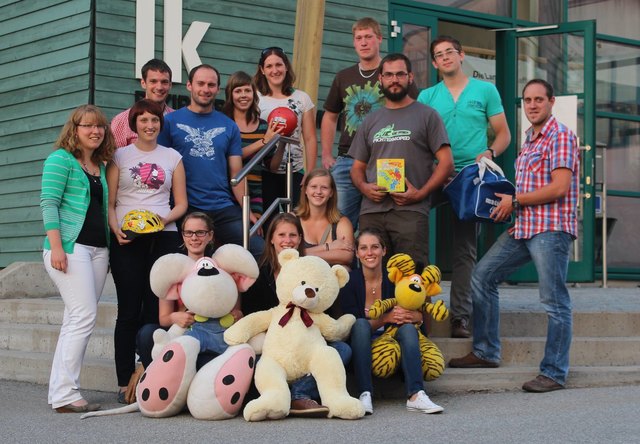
40, 148, 109, 253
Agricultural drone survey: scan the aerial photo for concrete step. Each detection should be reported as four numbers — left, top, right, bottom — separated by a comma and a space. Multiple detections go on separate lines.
0, 298, 116, 329
4, 298, 640, 338
428, 311, 640, 338
434, 337, 640, 366
0, 349, 116, 393
426, 365, 640, 394
0, 323, 114, 359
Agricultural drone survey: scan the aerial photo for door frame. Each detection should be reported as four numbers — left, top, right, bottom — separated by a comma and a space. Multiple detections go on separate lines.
498, 20, 596, 282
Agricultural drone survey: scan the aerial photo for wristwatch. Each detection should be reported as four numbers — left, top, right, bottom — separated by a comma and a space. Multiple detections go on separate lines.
486, 147, 495, 158
512, 197, 521, 210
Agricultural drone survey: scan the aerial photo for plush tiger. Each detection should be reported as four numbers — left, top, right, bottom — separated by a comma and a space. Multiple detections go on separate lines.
368, 253, 448, 381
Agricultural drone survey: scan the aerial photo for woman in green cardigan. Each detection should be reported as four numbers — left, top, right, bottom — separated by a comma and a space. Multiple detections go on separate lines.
40, 104, 115, 413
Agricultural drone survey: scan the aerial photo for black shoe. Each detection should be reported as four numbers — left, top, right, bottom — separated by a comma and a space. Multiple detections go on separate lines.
451, 318, 471, 338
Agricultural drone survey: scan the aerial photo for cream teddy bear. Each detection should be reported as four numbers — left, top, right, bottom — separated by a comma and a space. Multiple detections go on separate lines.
224, 249, 365, 421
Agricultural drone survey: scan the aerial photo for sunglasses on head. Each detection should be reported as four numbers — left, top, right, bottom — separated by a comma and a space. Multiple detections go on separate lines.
261, 46, 285, 57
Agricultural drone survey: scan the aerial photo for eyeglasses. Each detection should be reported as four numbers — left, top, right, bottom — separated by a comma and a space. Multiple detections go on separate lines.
380, 71, 409, 80
77, 124, 108, 131
433, 48, 459, 60
182, 230, 211, 238
261, 46, 285, 57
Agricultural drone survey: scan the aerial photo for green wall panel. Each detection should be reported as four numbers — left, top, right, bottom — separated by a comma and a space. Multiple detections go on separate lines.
0, 0, 389, 268
0, 0, 92, 267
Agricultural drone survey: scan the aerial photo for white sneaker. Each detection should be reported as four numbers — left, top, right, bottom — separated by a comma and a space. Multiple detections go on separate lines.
359, 391, 373, 415
406, 390, 444, 414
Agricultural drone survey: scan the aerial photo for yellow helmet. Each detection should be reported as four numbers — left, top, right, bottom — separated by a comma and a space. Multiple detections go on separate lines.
121, 209, 164, 239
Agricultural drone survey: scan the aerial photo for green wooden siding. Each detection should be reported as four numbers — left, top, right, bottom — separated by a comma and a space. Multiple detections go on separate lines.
0, 0, 92, 267
0, 0, 387, 268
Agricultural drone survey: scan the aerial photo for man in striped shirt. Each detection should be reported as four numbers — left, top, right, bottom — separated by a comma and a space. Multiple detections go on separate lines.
111, 59, 174, 148
448, 79, 579, 394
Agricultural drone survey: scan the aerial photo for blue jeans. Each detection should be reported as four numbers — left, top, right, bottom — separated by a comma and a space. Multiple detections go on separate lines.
185, 318, 229, 354
290, 341, 352, 401
331, 156, 361, 230
471, 230, 573, 385
190, 205, 264, 260
350, 318, 424, 397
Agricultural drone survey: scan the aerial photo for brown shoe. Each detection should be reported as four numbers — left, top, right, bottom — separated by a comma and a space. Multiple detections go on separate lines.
522, 375, 564, 393
451, 319, 471, 338
448, 352, 499, 368
289, 398, 329, 418
55, 402, 101, 413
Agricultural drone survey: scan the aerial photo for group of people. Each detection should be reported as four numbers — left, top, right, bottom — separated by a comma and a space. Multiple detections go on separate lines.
40, 15, 579, 416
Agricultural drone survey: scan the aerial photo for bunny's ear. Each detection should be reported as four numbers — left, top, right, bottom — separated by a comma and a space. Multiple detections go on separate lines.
229, 272, 258, 293
150, 254, 195, 300
212, 244, 259, 278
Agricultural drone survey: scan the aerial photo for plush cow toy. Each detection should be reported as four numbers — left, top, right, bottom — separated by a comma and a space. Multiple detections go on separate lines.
82, 244, 259, 420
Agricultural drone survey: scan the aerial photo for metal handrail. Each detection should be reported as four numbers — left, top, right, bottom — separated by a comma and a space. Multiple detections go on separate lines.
230, 134, 299, 249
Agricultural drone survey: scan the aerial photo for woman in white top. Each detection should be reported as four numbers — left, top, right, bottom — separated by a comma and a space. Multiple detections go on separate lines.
107, 99, 188, 403
254, 47, 317, 218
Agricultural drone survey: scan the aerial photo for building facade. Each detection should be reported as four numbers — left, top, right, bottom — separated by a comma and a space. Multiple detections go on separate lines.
1, 0, 638, 281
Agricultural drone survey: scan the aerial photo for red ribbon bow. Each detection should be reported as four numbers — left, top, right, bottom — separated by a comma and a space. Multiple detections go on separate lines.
278, 302, 314, 328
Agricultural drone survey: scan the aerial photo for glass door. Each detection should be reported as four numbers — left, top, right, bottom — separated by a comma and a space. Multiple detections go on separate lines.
388, 9, 438, 90
499, 20, 596, 282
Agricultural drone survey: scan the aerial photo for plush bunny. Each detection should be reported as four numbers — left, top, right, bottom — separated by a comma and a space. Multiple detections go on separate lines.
82, 244, 258, 421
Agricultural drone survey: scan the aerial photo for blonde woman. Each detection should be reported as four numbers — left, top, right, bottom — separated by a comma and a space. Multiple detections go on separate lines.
41, 105, 115, 413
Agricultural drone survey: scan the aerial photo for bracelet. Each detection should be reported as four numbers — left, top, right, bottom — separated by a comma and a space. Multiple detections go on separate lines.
260, 138, 267, 145
487, 147, 495, 158
325, 243, 330, 251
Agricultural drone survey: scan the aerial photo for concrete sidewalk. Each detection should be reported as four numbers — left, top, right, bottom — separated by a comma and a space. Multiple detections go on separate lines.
2, 379, 638, 444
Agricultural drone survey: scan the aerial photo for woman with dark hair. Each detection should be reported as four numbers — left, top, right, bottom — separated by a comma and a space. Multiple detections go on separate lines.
41, 104, 115, 412
107, 98, 188, 403
241, 212, 351, 417
339, 228, 443, 415
296, 168, 354, 268
222, 71, 281, 219
254, 48, 318, 213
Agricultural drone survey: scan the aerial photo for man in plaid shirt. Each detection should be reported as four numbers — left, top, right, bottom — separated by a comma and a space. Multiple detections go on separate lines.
111, 59, 174, 148
448, 79, 579, 393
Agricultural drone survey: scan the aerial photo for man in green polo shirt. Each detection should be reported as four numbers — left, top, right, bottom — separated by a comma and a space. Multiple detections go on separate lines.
417, 35, 511, 338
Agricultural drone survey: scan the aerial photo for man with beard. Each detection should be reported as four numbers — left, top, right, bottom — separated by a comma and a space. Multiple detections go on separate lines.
321, 18, 418, 230
158, 64, 264, 259
349, 53, 453, 265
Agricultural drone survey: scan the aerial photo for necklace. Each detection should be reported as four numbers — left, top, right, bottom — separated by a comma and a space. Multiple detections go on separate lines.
358, 64, 377, 79
81, 162, 100, 184
365, 276, 382, 295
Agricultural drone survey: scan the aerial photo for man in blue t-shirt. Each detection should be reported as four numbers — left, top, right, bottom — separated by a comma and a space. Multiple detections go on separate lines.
417, 36, 511, 339
158, 64, 264, 260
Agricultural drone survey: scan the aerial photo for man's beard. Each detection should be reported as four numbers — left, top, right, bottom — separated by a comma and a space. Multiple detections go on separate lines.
382, 83, 409, 102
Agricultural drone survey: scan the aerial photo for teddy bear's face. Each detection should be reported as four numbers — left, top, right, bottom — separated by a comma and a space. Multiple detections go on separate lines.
180, 257, 239, 318
276, 252, 348, 314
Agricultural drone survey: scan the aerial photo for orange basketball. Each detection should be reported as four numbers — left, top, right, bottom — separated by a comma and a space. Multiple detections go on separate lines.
267, 107, 298, 137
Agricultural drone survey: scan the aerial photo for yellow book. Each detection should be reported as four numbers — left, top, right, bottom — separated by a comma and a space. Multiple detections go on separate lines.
376, 158, 405, 193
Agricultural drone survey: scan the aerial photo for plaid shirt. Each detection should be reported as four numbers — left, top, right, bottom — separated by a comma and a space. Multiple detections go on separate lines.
111, 104, 174, 148
513, 115, 579, 239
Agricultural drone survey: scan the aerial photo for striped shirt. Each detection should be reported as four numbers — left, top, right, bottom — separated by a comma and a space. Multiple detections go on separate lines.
513, 116, 579, 239
40, 149, 109, 253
